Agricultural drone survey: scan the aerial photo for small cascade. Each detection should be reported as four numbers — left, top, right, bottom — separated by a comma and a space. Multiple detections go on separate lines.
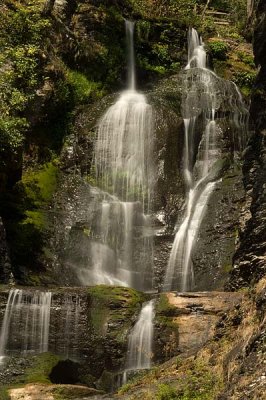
163, 28, 248, 292
0, 289, 52, 363
123, 300, 155, 383
83, 20, 154, 291
57, 294, 82, 359
185, 27, 206, 69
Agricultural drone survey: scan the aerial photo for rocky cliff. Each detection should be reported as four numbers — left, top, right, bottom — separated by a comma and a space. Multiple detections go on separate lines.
0, 1, 265, 400
229, 0, 266, 289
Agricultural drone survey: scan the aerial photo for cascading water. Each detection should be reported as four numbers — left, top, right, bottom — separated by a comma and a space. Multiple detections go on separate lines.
163, 28, 248, 292
81, 20, 154, 291
123, 299, 155, 382
59, 293, 82, 359
0, 289, 52, 364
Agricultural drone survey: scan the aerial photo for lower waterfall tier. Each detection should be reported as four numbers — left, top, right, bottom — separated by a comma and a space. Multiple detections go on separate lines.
0, 285, 243, 395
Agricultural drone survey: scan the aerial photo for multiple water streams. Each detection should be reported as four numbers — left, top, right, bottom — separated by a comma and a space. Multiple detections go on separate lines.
0, 289, 51, 364
163, 28, 248, 292
0, 24, 248, 380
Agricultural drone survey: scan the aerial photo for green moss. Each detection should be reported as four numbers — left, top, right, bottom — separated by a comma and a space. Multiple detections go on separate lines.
88, 285, 145, 308
0, 353, 61, 398
20, 353, 61, 384
19, 161, 59, 230
22, 162, 59, 204
157, 294, 177, 317
88, 285, 146, 335
223, 264, 233, 274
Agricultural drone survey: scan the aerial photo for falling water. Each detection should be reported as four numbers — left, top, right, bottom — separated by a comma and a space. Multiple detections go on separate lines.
123, 300, 155, 382
59, 294, 82, 359
94, 91, 153, 205
0, 289, 52, 363
126, 20, 136, 90
163, 28, 248, 292
83, 20, 154, 290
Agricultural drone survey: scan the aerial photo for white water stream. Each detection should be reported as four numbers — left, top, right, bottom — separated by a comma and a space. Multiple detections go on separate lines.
86, 20, 154, 290
163, 28, 248, 292
0, 289, 52, 364
123, 299, 155, 382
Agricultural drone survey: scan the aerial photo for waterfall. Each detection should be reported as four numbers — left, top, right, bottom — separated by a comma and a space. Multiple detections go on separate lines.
58, 294, 82, 359
126, 20, 136, 90
81, 20, 154, 291
163, 28, 248, 292
0, 289, 52, 364
123, 300, 155, 383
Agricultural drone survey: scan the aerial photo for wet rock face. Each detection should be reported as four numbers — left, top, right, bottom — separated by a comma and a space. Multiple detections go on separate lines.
46, 84, 186, 288
150, 73, 247, 291
45, 72, 247, 290
193, 164, 245, 291
228, 0, 266, 289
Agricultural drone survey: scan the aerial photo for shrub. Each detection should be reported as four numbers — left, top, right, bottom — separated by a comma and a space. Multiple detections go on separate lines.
233, 71, 257, 88
156, 384, 178, 400
66, 70, 104, 104
209, 41, 228, 60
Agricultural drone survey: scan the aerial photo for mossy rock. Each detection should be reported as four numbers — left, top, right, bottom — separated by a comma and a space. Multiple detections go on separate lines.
154, 294, 179, 362
88, 285, 147, 336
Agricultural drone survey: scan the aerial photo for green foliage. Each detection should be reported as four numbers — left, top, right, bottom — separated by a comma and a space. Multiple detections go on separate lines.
236, 51, 255, 68
0, 117, 28, 154
154, 360, 222, 400
0, 1, 50, 152
156, 384, 178, 400
65, 70, 104, 104
118, 382, 133, 395
129, 0, 198, 23
136, 20, 151, 41
209, 41, 228, 60
233, 71, 257, 89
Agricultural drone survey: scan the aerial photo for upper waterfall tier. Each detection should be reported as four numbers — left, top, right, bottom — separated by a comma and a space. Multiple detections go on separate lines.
94, 90, 154, 209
